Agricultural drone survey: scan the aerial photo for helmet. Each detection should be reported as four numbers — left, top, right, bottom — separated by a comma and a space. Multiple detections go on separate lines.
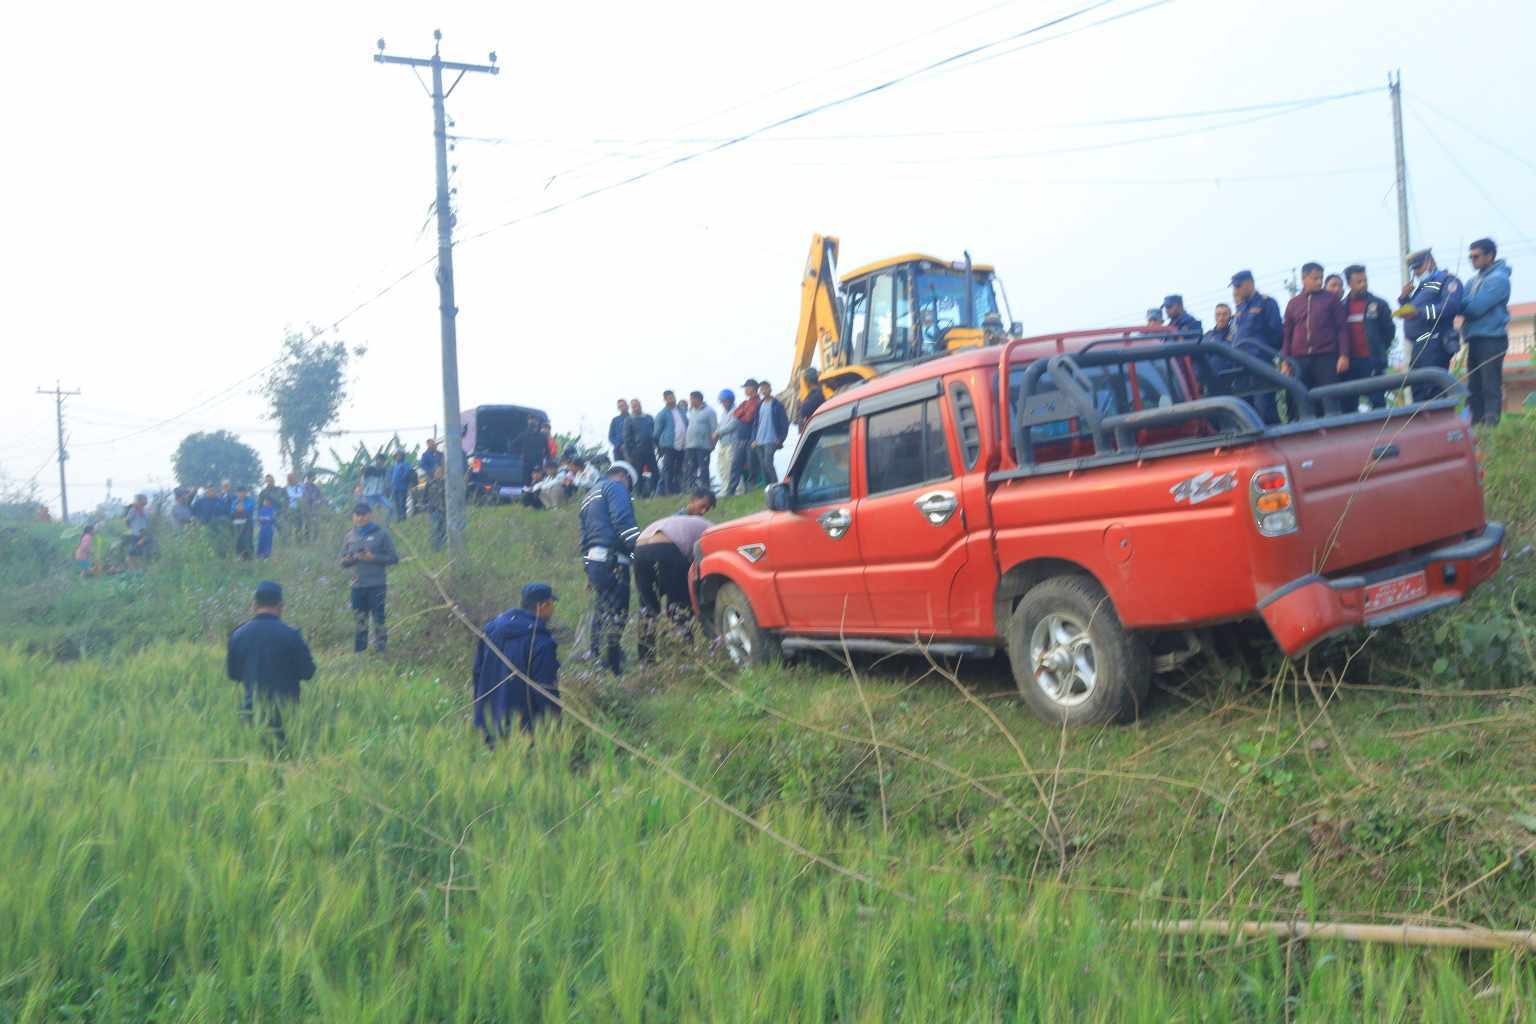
609, 461, 638, 488
717, 388, 735, 403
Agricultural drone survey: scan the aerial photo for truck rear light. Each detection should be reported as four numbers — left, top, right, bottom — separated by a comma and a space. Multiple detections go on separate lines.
1253, 470, 1288, 492
469, 457, 483, 473
1251, 465, 1298, 537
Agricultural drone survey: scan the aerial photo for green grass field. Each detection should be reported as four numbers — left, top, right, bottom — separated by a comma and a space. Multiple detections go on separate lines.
1, 415, 1534, 1021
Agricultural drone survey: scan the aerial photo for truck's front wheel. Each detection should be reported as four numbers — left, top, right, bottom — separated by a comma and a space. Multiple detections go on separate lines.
1008, 575, 1150, 726
712, 584, 779, 668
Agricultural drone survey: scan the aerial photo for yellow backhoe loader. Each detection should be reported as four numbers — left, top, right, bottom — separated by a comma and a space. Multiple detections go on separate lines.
787, 234, 1019, 407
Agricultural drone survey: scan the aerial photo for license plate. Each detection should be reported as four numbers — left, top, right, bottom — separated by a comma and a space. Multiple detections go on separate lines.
1364, 571, 1428, 613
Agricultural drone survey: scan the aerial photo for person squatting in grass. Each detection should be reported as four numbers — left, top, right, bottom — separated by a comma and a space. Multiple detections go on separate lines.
579, 461, 642, 675
472, 581, 561, 745
340, 502, 399, 654
225, 580, 316, 745
633, 489, 715, 665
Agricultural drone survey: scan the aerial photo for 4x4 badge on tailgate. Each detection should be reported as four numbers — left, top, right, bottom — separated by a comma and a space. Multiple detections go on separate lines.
1170, 469, 1237, 506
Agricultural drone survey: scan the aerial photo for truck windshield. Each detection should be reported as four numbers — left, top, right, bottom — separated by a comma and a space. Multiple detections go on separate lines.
913, 270, 1001, 355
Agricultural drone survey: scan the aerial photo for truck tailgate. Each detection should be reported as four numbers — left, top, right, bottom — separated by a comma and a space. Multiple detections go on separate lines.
1272, 411, 1483, 574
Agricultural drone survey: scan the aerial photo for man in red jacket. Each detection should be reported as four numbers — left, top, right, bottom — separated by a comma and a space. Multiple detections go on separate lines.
1282, 262, 1350, 411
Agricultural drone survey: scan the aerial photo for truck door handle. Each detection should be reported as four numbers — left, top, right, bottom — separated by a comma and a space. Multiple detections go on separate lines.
1371, 444, 1400, 460
914, 490, 959, 526
817, 507, 852, 539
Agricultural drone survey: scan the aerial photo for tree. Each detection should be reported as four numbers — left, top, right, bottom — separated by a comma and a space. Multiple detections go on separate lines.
172, 431, 262, 489
261, 329, 364, 473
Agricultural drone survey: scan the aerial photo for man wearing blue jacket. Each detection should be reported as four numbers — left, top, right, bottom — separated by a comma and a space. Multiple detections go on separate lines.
472, 582, 561, 744
226, 580, 315, 744
580, 461, 642, 675
608, 398, 630, 463
1461, 238, 1512, 425
1396, 249, 1464, 402
1228, 270, 1285, 423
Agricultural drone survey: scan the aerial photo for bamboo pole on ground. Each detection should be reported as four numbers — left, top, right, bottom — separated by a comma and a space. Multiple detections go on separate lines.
1141, 919, 1536, 952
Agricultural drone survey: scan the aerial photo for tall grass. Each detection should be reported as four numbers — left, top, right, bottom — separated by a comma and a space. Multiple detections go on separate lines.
1, 646, 1532, 1021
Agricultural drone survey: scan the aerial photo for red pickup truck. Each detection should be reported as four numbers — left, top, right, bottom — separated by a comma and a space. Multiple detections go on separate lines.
693, 329, 1503, 725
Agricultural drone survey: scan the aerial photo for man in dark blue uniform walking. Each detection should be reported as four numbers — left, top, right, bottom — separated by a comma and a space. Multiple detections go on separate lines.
1396, 248, 1464, 402
1228, 269, 1285, 423
580, 461, 642, 675
472, 582, 561, 745
225, 581, 316, 744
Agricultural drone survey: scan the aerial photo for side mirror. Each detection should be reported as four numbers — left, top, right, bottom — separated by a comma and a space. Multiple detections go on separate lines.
766, 482, 791, 512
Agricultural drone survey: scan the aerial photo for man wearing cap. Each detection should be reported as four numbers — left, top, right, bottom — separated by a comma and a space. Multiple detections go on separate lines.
340, 503, 399, 653
1229, 270, 1285, 422
579, 462, 642, 675
472, 582, 561, 743
1162, 295, 1202, 340
714, 389, 740, 494
1396, 249, 1464, 401
226, 581, 316, 743
633, 489, 716, 664
727, 379, 761, 493
1144, 308, 1164, 328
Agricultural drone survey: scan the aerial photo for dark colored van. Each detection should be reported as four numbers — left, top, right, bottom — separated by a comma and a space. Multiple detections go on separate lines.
461, 404, 549, 500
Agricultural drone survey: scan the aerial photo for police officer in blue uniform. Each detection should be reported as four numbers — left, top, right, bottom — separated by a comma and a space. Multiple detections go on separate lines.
1227, 269, 1285, 423
579, 461, 642, 675
1162, 294, 1202, 339
1396, 248, 1463, 402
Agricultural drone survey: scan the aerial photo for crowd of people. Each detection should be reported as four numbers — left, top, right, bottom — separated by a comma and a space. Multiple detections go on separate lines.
1144, 240, 1513, 426
606, 377, 799, 499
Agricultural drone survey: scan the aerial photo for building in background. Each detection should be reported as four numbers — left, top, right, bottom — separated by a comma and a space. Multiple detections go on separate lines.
1503, 300, 1536, 412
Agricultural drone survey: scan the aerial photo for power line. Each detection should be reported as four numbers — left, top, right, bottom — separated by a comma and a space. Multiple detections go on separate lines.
34, 383, 81, 521
458, 0, 1163, 247
1408, 106, 1530, 243
1411, 95, 1536, 178
450, 85, 1385, 149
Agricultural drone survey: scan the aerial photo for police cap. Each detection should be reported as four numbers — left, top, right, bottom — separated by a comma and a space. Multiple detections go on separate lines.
1162, 294, 1183, 307
1406, 248, 1433, 271
521, 582, 557, 606
1229, 269, 1255, 287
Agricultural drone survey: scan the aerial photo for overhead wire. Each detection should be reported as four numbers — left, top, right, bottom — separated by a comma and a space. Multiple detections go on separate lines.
1408, 105, 1530, 243
1411, 94, 1536, 178
455, 0, 1173, 247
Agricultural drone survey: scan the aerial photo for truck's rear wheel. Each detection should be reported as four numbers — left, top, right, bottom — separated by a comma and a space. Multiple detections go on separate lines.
1007, 575, 1150, 726
713, 584, 779, 668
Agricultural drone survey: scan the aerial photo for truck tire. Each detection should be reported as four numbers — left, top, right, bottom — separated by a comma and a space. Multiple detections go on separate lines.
1007, 575, 1150, 726
713, 583, 780, 668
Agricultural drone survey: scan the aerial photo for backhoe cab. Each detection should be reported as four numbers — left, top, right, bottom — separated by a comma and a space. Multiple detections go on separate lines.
790, 234, 1018, 405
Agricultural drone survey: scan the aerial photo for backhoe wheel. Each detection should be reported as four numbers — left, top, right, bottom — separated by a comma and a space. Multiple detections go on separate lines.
1007, 575, 1150, 726
713, 584, 779, 668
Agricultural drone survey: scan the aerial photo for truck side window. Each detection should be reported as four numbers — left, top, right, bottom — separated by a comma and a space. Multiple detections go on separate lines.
866, 398, 952, 495
792, 423, 852, 508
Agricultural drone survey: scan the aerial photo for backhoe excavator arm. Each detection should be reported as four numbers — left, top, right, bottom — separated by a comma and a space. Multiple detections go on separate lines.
787, 234, 842, 402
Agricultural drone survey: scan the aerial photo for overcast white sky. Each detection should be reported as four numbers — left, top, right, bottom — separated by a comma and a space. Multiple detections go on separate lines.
4, 0, 1533, 514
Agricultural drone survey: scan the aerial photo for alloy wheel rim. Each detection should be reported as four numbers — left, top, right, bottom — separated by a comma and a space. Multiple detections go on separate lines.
722, 607, 752, 665
1028, 612, 1097, 707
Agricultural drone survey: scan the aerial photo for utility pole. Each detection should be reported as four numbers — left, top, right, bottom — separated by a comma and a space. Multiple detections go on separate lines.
1389, 70, 1411, 290
375, 31, 499, 554
35, 382, 80, 522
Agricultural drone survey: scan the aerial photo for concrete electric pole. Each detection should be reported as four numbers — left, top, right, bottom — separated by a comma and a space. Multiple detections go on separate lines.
374, 31, 499, 554
1389, 70, 1411, 290
35, 382, 81, 522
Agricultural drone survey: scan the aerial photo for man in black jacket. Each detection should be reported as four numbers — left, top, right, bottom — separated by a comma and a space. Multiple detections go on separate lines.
1341, 265, 1397, 410
226, 580, 316, 743
608, 398, 630, 463
621, 399, 658, 498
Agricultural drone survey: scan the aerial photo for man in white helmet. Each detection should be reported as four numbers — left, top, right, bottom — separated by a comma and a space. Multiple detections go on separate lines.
578, 461, 642, 675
